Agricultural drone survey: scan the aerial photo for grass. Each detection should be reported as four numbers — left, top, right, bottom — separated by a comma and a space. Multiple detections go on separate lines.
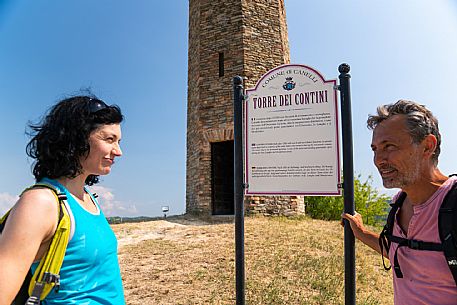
113, 216, 393, 305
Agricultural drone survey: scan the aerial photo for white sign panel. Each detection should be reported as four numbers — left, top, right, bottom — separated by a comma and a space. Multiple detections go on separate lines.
245, 64, 341, 195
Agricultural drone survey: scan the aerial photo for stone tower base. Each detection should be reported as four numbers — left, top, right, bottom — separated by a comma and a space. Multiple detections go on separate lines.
245, 195, 305, 217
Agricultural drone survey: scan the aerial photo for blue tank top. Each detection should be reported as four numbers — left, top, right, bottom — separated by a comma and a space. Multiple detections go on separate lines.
32, 178, 125, 304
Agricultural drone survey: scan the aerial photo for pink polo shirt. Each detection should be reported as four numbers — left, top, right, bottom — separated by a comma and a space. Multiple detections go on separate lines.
390, 176, 457, 305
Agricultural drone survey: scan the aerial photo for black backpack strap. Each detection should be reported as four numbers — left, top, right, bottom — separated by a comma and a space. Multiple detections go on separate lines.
438, 181, 457, 285
379, 192, 407, 271
388, 235, 442, 278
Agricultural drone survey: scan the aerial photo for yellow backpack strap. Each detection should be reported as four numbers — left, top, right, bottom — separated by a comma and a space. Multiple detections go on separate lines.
21, 183, 71, 304
0, 209, 12, 230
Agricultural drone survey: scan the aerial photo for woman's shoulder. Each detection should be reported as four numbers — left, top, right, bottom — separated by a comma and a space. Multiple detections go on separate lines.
11, 186, 60, 227
20, 186, 60, 207
2, 186, 60, 249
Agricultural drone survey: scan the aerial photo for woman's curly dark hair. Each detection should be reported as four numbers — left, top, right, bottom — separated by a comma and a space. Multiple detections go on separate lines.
26, 95, 124, 185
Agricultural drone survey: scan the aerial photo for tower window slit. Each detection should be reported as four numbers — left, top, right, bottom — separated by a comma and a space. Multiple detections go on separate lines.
218, 52, 224, 77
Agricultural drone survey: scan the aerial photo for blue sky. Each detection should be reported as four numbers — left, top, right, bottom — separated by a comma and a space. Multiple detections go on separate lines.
1, 0, 456, 217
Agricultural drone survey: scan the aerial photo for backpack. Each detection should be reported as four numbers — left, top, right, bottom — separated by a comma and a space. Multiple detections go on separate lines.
378, 176, 457, 285
0, 183, 72, 305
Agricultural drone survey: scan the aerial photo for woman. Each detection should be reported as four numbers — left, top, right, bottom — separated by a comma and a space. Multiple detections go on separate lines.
0, 95, 125, 304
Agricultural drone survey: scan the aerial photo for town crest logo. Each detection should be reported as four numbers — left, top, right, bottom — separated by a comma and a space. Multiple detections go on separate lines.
282, 77, 296, 91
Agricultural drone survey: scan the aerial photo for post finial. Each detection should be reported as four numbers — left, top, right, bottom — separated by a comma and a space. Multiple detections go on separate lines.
233, 76, 244, 86
338, 63, 350, 74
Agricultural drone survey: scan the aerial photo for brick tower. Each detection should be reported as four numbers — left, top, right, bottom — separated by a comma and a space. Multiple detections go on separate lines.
186, 0, 295, 215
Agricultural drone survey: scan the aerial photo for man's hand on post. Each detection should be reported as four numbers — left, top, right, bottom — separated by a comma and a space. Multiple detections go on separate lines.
341, 211, 383, 255
341, 211, 365, 239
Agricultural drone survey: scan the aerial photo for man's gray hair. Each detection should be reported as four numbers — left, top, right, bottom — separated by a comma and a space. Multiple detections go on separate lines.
367, 100, 441, 165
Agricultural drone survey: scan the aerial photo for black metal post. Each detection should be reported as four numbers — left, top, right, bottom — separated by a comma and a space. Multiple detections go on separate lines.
338, 63, 356, 305
233, 75, 245, 305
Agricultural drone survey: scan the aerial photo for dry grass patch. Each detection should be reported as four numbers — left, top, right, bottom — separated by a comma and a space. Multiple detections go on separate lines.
113, 216, 393, 305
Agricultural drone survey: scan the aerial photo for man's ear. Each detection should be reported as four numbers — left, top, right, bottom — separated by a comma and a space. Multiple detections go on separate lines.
422, 134, 437, 159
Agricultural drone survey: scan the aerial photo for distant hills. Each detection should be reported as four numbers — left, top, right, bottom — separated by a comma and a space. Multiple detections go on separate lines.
107, 216, 163, 224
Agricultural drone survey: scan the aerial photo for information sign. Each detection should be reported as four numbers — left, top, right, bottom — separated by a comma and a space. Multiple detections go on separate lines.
245, 64, 341, 195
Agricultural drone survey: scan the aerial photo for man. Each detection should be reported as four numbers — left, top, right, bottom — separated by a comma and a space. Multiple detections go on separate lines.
342, 100, 457, 304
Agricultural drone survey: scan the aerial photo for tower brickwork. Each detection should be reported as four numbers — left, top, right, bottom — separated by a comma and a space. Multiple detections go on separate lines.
187, 0, 300, 215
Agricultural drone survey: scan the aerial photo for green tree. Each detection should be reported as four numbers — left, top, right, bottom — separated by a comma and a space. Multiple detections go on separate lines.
305, 175, 390, 226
